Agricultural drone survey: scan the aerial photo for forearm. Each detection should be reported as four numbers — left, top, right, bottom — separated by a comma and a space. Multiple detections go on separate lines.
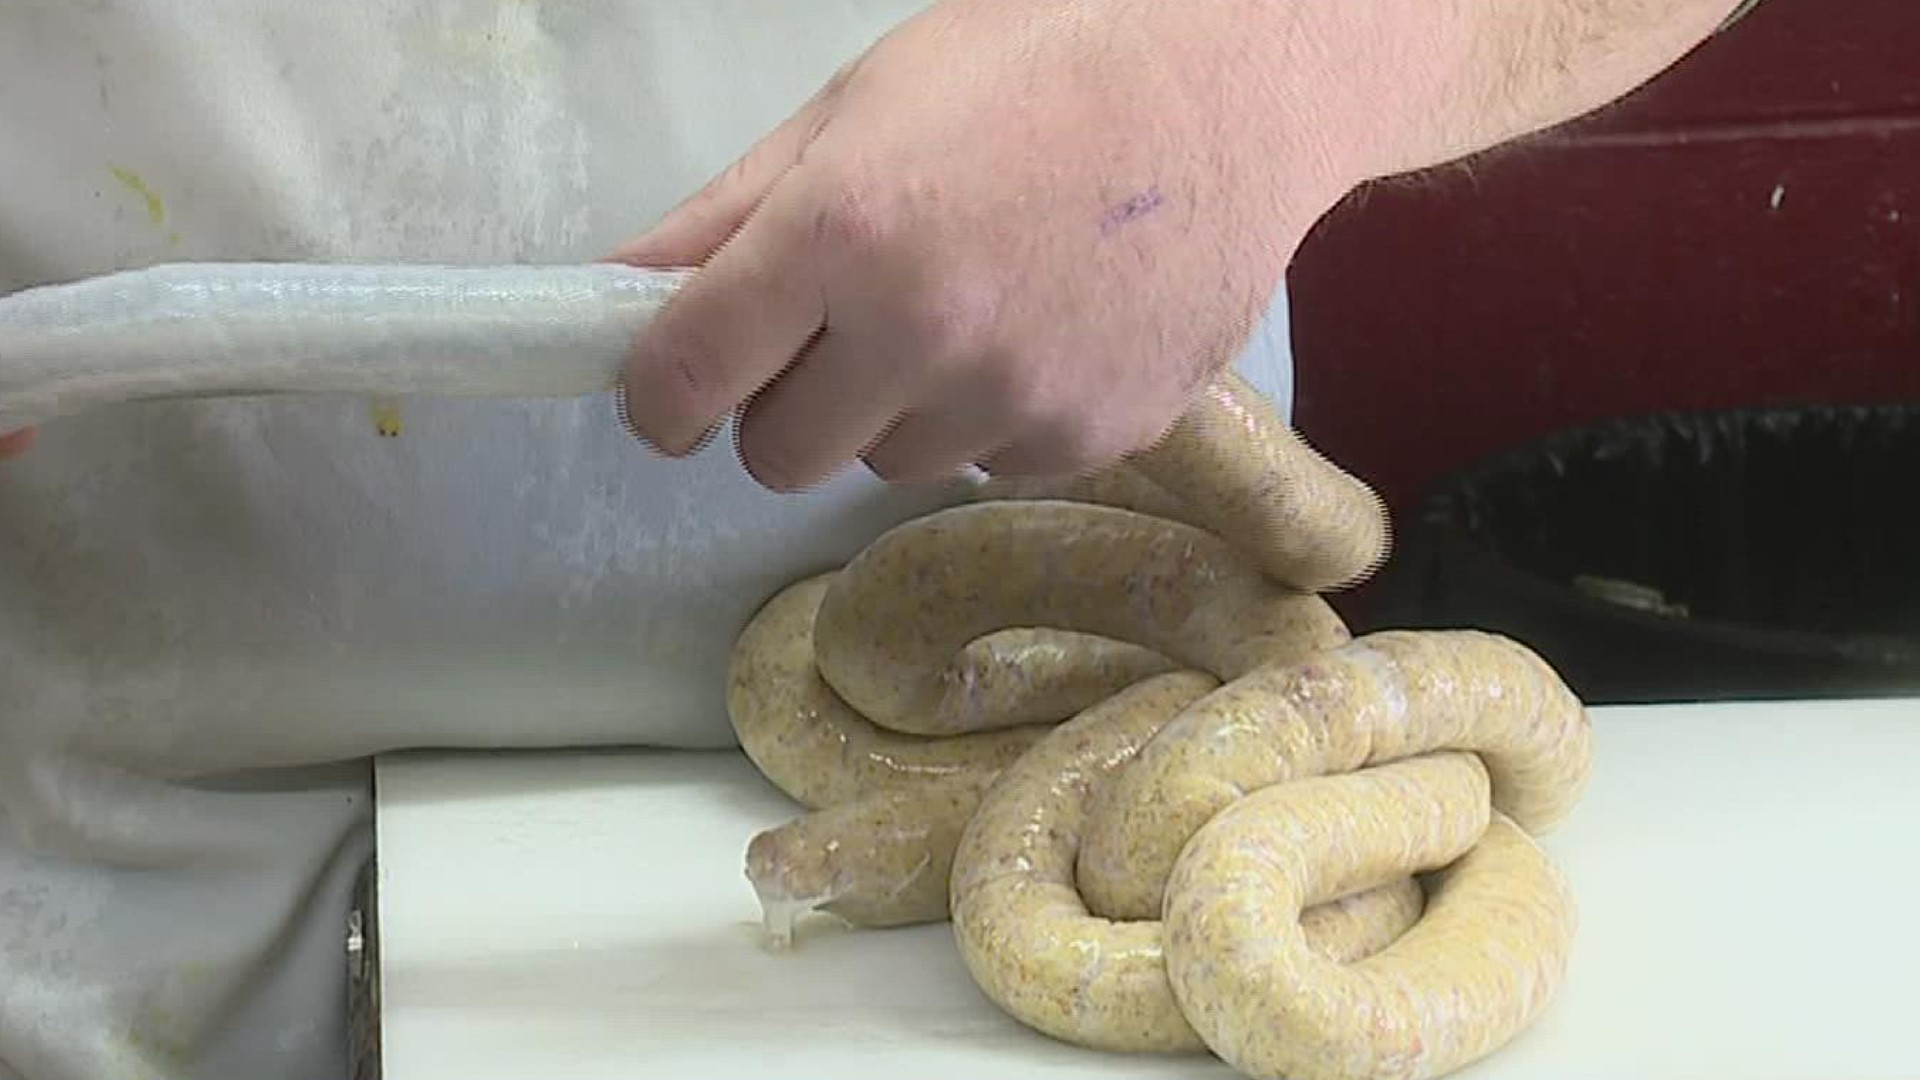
1294, 0, 1752, 184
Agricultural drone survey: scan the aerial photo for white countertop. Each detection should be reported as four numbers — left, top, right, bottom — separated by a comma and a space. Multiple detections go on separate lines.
375, 697, 1920, 1080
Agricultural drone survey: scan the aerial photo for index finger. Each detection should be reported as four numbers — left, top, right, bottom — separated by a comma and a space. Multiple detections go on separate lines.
619, 173, 830, 457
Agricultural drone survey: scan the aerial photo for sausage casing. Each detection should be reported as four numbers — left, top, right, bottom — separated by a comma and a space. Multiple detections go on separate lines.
813, 501, 1349, 736
1164, 753, 1575, 1080
951, 672, 1430, 1054
1076, 629, 1591, 921
1129, 370, 1391, 592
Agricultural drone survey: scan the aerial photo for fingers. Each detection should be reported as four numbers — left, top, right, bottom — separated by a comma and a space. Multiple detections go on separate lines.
732, 210, 1012, 488
619, 174, 830, 456
981, 401, 1182, 480
734, 299, 1016, 490
979, 429, 1120, 480
859, 405, 1008, 485
854, 364, 1025, 484
0, 428, 35, 461
734, 327, 918, 491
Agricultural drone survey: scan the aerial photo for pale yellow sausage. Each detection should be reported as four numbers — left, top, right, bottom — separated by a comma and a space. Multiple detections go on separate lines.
813, 501, 1350, 736
1298, 876, 1427, 964
726, 370, 1590, 1080
950, 672, 1430, 1055
1130, 370, 1391, 593
972, 372, 1388, 595
744, 776, 985, 948
731, 572, 1184, 940
1163, 754, 1575, 1080
1075, 629, 1591, 921
730, 573, 1092, 808
913, 624, 1184, 735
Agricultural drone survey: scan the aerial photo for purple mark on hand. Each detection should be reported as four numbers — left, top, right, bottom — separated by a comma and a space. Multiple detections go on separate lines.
1101, 186, 1167, 236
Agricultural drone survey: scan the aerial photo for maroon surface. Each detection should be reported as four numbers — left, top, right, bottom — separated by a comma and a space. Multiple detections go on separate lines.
1286, 0, 1920, 529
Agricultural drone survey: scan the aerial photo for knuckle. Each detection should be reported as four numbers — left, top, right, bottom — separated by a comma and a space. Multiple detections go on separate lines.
810, 172, 894, 254
636, 330, 718, 415
908, 277, 1001, 359
625, 329, 735, 453
819, 56, 865, 103
714, 154, 761, 200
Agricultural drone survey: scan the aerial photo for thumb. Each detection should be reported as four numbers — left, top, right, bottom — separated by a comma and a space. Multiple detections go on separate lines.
612, 66, 852, 267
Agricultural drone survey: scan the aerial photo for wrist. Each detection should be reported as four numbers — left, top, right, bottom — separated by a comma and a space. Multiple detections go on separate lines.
1271, 0, 1740, 184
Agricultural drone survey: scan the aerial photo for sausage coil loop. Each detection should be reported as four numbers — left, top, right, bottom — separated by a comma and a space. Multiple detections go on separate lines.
727, 374, 1593, 1080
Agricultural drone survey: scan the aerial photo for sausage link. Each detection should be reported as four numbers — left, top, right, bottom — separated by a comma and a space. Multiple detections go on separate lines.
1075, 629, 1591, 921
1163, 754, 1575, 1080
970, 373, 1387, 596
1130, 370, 1391, 593
1298, 876, 1427, 964
731, 572, 1190, 940
950, 673, 1429, 1054
1353, 629, 1593, 830
731, 573, 1098, 808
745, 776, 986, 948
812, 501, 1350, 736
916, 624, 1184, 736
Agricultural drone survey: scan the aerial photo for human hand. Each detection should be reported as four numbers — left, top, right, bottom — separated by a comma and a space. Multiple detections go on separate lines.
613, 0, 1369, 490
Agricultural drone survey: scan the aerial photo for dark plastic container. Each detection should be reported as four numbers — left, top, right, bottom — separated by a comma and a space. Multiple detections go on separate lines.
1380, 404, 1920, 704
